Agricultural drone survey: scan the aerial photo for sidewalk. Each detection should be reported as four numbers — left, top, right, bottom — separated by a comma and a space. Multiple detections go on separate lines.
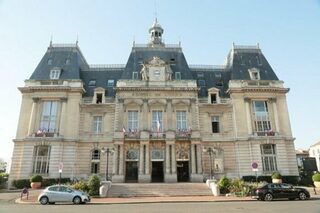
16, 194, 254, 205
13, 186, 320, 205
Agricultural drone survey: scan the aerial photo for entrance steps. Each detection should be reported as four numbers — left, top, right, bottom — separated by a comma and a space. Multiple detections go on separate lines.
107, 183, 212, 198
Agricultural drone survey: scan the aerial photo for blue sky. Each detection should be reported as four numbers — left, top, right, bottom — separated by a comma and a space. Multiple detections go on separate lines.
0, 0, 320, 168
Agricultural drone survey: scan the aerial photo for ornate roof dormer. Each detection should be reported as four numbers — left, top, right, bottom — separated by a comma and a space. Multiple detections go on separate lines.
148, 18, 164, 47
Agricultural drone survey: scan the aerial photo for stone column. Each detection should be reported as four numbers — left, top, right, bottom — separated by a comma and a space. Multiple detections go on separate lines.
271, 99, 279, 133
139, 143, 144, 175
59, 98, 68, 136
245, 99, 253, 135
142, 99, 148, 130
166, 99, 172, 129
139, 142, 151, 182
171, 144, 176, 174
165, 144, 170, 174
191, 144, 196, 174
119, 144, 124, 175
196, 144, 203, 174
112, 145, 119, 175
190, 142, 203, 182
145, 143, 150, 175
27, 98, 39, 136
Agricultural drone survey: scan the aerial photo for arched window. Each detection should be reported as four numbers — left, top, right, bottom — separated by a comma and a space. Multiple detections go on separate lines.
91, 149, 100, 174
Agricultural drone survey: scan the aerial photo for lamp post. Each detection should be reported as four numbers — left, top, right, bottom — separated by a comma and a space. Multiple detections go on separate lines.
203, 147, 215, 180
101, 147, 114, 181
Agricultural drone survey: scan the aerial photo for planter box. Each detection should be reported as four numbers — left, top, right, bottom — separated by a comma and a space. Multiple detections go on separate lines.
272, 179, 282, 183
30, 182, 42, 189
314, 181, 320, 188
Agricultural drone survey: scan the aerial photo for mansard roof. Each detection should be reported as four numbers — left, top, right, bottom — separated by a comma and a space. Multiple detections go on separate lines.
28, 42, 280, 98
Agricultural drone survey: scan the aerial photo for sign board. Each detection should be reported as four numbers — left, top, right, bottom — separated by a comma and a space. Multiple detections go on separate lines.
251, 162, 258, 171
59, 162, 63, 173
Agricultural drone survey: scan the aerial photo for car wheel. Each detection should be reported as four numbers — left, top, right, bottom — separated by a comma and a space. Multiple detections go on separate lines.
39, 196, 49, 205
73, 196, 82, 205
264, 193, 273, 201
298, 192, 307, 200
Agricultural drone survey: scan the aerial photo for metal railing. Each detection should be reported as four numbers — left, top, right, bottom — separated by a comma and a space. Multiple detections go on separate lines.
189, 64, 228, 70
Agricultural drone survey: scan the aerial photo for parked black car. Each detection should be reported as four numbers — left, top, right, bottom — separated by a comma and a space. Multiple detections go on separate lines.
252, 183, 310, 201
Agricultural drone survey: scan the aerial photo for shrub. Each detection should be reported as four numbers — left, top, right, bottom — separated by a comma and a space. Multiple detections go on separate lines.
42, 178, 71, 187
257, 176, 272, 183
312, 173, 320, 182
0, 173, 9, 189
71, 180, 89, 193
88, 175, 100, 196
282, 176, 299, 185
218, 176, 231, 194
30, 175, 43, 183
12, 179, 30, 189
271, 172, 282, 179
242, 176, 257, 182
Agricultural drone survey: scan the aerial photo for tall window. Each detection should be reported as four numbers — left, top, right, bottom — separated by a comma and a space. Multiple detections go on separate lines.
252, 101, 271, 132
40, 101, 59, 133
91, 149, 100, 174
176, 111, 187, 130
50, 69, 61, 79
152, 111, 163, 132
211, 116, 220, 133
128, 111, 138, 130
33, 146, 50, 174
107, 80, 114, 87
261, 144, 278, 172
92, 116, 102, 133
132, 72, 138, 80
175, 72, 181, 80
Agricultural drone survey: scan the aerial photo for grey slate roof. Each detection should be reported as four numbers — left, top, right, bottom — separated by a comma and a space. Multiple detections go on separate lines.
29, 43, 279, 98
30, 44, 89, 80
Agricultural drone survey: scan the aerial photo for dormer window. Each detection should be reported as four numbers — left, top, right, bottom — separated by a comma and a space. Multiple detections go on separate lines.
132, 72, 138, 80
107, 80, 114, 87
175, 72, 181, 80
47, 58, 53, 65
50, 68, 61, 79
248, 68, 260, 80
65, 58, 71, 65
88, 80, 96, 87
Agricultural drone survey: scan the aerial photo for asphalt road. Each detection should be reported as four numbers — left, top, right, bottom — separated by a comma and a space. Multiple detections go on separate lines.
0, 200, 319, 213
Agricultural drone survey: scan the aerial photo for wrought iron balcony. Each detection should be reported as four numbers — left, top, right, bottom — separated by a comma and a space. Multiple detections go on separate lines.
149, 131, 166, 139
255, 131, 277, 137
175, 129, 192, 140
124, 129, 140, 139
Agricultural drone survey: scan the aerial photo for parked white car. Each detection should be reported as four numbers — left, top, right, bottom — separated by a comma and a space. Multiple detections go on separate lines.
38, 185, 90, 205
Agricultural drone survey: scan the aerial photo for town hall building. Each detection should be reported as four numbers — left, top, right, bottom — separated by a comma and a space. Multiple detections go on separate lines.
9, 19, 298, 184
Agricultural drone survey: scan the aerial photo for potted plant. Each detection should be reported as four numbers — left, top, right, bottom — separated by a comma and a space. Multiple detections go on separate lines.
30, 175, 43, 189
271, 172, 282, 183
312, 173, 320, 188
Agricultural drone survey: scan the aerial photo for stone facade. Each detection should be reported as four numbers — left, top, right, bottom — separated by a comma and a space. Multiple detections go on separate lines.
9, 20, 299, 185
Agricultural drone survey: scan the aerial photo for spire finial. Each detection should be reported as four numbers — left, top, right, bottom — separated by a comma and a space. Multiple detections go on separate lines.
76, 34, 79, 46
50, 34, 53, 47
154, 0, 158, 22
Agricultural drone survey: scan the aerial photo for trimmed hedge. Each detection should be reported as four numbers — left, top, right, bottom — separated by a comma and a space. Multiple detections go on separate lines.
42, 178, 71, 187
12, 179, 30, 189
312, 173, 320, 182
271, 172, 282, 179
242, 175, 299, 185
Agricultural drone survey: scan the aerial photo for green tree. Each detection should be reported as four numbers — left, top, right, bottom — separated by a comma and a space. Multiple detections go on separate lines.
88, 175, 100, 196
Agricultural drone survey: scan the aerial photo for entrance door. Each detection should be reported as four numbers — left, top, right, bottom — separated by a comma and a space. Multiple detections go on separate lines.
125, 161, 138, 182
177, 161, 189, 182
152, 161, 164, 182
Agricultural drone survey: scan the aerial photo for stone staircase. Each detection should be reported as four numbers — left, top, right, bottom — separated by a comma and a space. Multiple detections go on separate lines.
107, 183, 212, 198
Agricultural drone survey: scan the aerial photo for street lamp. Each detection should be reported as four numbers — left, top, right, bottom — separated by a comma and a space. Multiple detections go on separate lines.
203, 147, 215, 180
101, 147, 114, 181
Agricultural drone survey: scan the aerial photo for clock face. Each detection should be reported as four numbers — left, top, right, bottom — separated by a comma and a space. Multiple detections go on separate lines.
154, 70, 160, 77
